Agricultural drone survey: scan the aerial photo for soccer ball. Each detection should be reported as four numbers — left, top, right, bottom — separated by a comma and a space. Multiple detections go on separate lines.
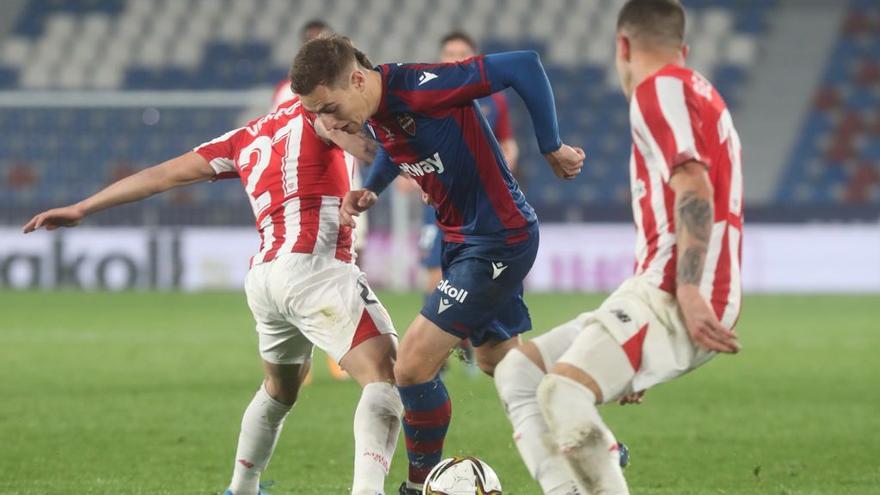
422, 456, 502, 495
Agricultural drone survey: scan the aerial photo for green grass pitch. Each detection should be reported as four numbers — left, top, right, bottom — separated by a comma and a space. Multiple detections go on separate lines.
1, 291, 878, 494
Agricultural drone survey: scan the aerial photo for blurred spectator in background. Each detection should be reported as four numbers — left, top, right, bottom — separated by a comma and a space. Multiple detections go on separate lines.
6, 162, 38, 192
271, 19, 332, 110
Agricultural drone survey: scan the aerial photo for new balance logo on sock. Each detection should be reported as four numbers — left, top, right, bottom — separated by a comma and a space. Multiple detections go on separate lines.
363, 451, 390, 472
491, 261, 508, 279
418, 71, 438, 86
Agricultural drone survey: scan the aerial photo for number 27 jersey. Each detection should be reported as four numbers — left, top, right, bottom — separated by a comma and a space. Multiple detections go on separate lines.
194, 98, 356, 266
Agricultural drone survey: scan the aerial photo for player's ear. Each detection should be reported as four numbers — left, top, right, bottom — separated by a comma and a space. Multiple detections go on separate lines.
350, 69, 366, 92
616, 33, 631, 62
681, 43, 690, 61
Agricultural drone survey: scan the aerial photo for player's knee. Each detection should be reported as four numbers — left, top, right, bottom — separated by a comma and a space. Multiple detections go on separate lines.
263, 363, 307, 405
264, 375, 299, 405
393, 359, 432, 387
341, 334, 396, 386
537, 374, 606, 452
475, 339, 522, 377
476, 357, 498, 376
494, 349, 542, 404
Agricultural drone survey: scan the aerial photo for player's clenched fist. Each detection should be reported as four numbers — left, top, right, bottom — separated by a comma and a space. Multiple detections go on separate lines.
544, 144, 585, 180
22, 204, 86, 233
340, 189, 378, 228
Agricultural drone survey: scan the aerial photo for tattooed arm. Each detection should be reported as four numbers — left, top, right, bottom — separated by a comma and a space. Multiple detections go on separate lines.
670, 161, 740, 353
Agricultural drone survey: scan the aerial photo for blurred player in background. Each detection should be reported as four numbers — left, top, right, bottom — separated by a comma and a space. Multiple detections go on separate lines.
270, 19, 332, 110
493, 1, 744, 493
272, 19, 353, 382
24, 93, 402, 495
440, 31, 519, 171
290, 35, 584, 494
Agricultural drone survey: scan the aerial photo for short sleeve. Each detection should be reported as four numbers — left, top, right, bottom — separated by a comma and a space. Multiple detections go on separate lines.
383, 56, 492, 113
193, 127, 244, 176
633, 75, 709, 181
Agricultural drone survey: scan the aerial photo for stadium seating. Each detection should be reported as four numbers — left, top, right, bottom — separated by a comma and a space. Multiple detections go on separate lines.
779, 0, 880, 206
0, 0, 777, 223
0, 106, 252, 225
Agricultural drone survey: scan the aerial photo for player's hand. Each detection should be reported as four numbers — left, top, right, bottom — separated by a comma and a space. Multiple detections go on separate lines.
618, 390, 645, 405
394, 174, 418, 193
22, 204, 86, 233
676, 285, 740, 353
340, 189, 378, 228
315, 117, 349, 144
544, 144, 585, 180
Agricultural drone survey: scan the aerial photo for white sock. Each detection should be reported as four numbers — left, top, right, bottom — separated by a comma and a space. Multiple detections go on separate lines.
352, 382, 403, 495
538, 374, 629, 495
495, 350, 580, 495
228, 384, 293, 495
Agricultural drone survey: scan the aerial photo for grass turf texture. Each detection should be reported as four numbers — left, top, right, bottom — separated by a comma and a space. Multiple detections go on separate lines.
0, 291, 878, 494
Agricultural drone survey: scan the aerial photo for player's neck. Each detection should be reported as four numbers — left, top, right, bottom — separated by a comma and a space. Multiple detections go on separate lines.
365, 70, 383, 118
631, 52, 685, 89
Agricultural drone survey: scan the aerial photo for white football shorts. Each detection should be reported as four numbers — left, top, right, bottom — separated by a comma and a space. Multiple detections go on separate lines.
244, 253, 396, 365
531, 276, 716, 403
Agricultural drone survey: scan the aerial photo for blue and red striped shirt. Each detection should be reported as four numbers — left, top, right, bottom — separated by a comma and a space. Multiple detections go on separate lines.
366, 55, 542, 245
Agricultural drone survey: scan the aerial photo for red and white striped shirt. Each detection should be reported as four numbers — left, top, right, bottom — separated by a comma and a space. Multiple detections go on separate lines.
629, 64, 744, 328
194, 98, 355, 265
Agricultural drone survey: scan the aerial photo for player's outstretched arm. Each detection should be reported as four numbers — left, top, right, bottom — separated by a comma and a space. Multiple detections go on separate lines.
23, 151, 215, 233
483, 51, 584, 179
670, 161, 740, 354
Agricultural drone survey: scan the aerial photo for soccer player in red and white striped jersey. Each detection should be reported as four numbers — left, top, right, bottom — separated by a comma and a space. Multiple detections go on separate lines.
493, 1, 743, 493
628, 61, 743, 330
269, 19, 360, 383
23, 95, 403, 495
195, 98, 361, 266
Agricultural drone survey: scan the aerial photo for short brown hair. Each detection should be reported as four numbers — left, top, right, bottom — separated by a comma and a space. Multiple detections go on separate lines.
289, 35, 372, 95
440, 30, 478, 52
617, 0, 686, 47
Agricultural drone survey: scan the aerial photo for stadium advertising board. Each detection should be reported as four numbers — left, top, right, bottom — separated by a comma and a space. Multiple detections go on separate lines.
1, 225, 877, 292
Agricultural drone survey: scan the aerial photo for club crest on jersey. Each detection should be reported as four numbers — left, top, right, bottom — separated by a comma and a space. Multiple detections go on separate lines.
397, 113, 416, 136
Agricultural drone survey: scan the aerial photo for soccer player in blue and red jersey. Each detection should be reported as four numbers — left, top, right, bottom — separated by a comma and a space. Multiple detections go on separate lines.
290, 35, 584, 494
407, 31, 522, 375
412, 30, 521, 294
